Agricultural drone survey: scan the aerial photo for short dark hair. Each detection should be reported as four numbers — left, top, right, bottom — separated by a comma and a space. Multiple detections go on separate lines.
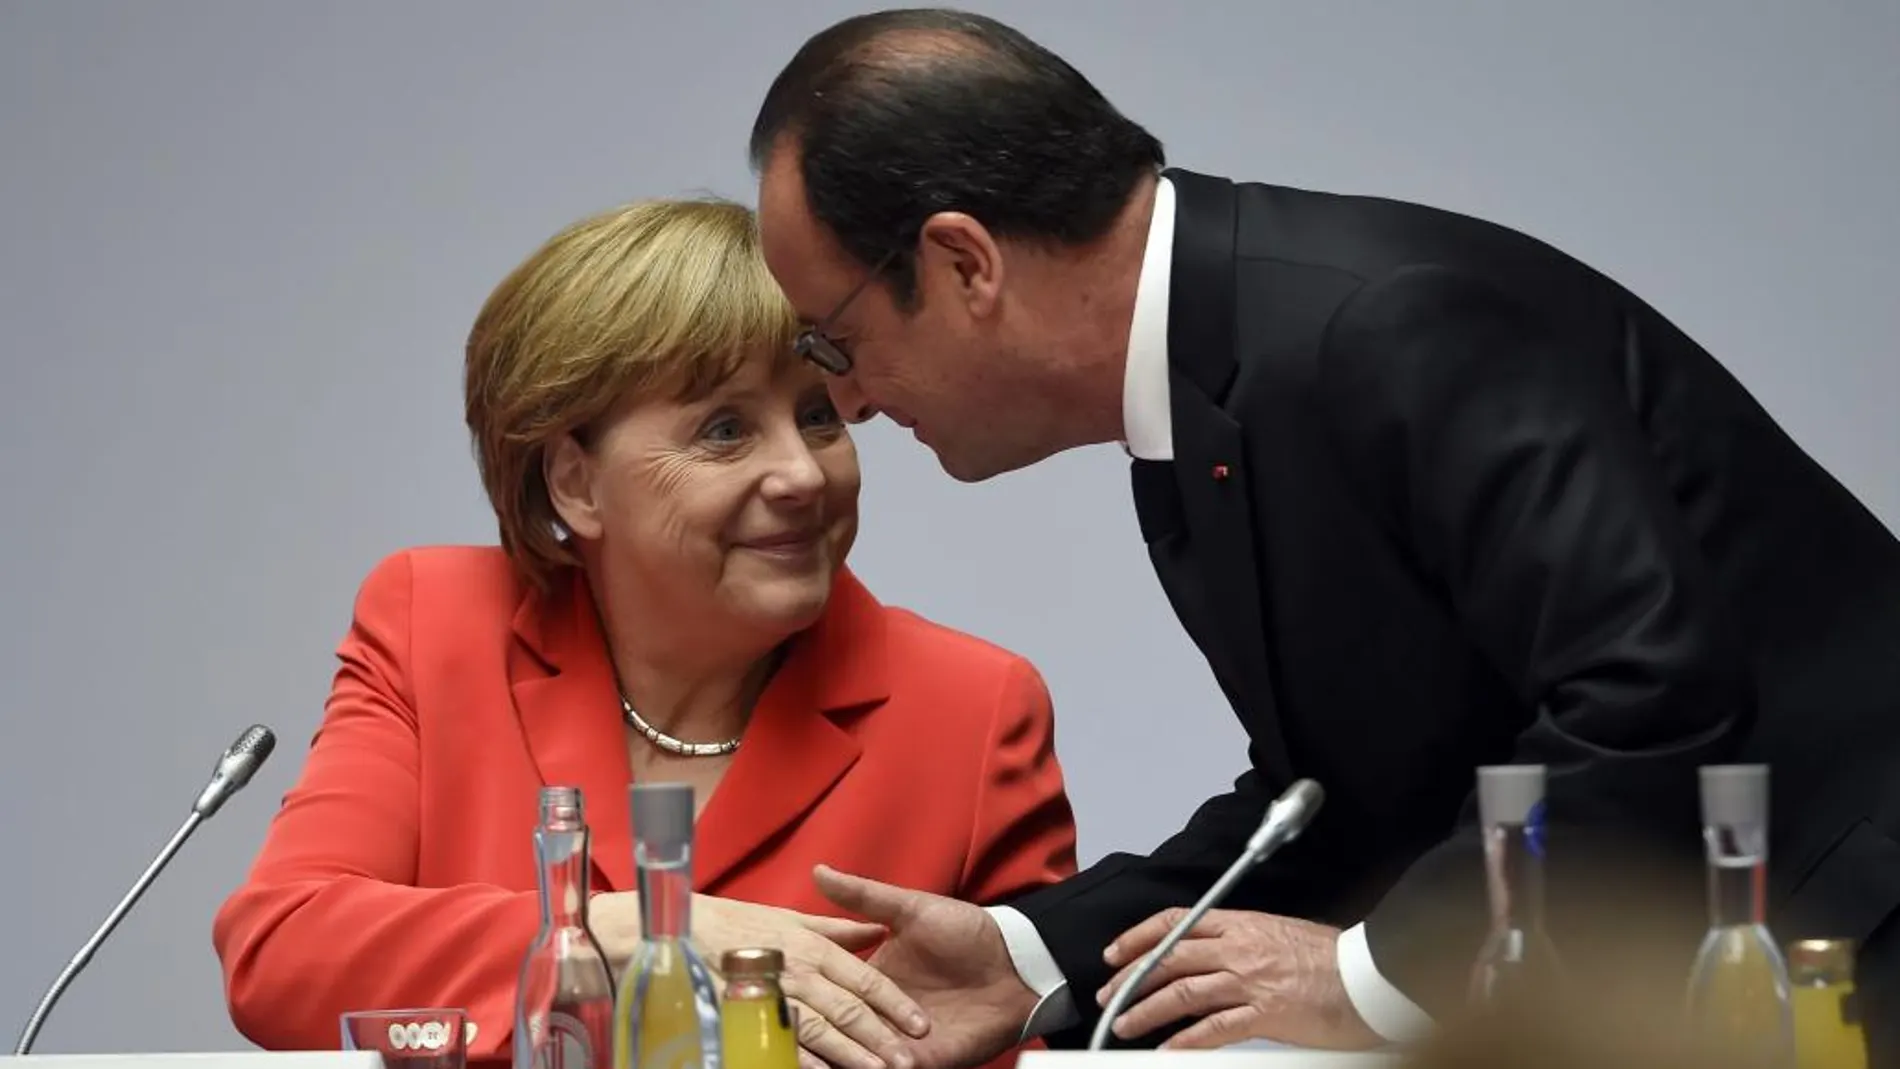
750, 8, 1165, 306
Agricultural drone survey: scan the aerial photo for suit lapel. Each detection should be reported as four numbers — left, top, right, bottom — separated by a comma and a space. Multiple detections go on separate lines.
1155, 168, 1293, 785
509, 573, 639, 892
693, 570, 883, 889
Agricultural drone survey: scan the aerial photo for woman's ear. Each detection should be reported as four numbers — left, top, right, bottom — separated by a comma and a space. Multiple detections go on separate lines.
544, 433, 604, 541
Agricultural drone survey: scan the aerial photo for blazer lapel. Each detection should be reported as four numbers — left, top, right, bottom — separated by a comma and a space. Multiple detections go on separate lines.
692, 569, 885, 889
511, 568, 886, 892
510, 573, 639, 892
1157, 168, 1293, 786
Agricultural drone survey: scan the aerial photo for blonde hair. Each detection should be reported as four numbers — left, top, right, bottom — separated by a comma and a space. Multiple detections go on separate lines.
464, 197, 801, 590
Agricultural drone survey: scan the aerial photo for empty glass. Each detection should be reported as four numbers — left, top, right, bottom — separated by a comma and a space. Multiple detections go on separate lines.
340, 1007, 469, 1068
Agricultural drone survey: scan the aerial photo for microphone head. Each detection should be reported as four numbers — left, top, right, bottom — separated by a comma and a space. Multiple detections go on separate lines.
230, 723, 277, 763
1246, 777, 1325, 856
193, 724, 277, 818
1282, 778, 1324, 816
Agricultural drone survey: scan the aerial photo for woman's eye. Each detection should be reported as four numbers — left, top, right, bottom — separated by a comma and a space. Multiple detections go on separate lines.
701, 415, 744, 443
801, 400, 841, 428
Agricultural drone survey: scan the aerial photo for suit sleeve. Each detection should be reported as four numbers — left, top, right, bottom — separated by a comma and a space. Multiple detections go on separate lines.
1003, 748, 1344, 1047
956, 658, 1080, 904
210, 552, 539, 1060
1316, 264, 1752, 1015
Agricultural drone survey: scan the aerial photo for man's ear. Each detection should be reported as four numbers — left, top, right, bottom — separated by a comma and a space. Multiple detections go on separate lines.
917, 211, 1003, 319
544, 433, 604, 541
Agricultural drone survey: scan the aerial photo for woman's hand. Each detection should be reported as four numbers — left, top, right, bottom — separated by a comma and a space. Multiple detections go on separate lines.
696, 895, 929, 1069
591, 891, 930, 1069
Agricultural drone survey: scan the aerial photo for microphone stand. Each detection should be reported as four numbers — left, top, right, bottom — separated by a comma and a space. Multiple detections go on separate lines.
12, 722, 274, 1057
13, 812, 206, 1055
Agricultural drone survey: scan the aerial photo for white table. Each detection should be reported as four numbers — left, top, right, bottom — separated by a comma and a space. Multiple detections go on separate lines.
1021, 1047, 1403, 1069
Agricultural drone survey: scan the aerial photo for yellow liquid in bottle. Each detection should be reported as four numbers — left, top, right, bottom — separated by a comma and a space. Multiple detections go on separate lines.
615, 942, 707, 1069
1791, 982, 1866, 1069
1688, 927, 1796, 1068
721, 995, 798, 1069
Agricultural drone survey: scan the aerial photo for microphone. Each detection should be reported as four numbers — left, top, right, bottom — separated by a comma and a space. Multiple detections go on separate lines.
1089, 778, 1325, 1051
13, 724, 277, 1056
191, 723, 276, 819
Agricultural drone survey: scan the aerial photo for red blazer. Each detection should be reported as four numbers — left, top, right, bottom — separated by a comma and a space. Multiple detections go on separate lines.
212, 546, 1077, 1065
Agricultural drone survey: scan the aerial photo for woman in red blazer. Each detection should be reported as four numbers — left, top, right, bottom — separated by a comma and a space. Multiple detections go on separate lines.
210, 198, 1078, 1069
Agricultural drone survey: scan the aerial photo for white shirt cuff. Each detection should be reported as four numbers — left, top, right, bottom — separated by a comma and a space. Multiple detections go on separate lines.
1335, 922, 1436, 1044
985, 905, 1079, 1039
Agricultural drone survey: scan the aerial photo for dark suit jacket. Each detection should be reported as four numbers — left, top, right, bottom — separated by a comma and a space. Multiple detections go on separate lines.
1009, 167, 1900, 1035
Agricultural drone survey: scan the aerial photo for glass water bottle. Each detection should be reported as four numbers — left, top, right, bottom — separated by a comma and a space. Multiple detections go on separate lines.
719, 948, 799, 1069
613, 782, 722, 1069
1686, 764, 1793, 1068
1467, 763, 1565, 1010
514, 786, 617, 1069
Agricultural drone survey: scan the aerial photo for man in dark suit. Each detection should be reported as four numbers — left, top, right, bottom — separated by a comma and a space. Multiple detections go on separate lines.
747, 8, 1900, 1065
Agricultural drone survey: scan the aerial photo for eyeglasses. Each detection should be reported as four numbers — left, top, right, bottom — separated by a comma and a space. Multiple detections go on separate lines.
793, 248, 900, 375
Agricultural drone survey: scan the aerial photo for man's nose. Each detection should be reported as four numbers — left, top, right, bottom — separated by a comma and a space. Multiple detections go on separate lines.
826, 376, 877, 424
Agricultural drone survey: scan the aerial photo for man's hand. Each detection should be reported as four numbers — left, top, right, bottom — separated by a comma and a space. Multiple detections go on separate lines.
1095, 909, 1382, 1050
815, 864, 1038, 1069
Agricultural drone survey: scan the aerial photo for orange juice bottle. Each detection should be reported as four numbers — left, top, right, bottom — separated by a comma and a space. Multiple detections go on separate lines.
1788, 938, 1866, 1069
719, 949, 798, 1069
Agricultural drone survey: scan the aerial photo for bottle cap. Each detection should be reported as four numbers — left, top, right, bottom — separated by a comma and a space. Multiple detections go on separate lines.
721, 947, 786, 979
630, 782, 694, 851
1699, 764, 1768, 827
1476, 764, 1546, 826
1788, 938, 1856, 983
539, 785, 584, 827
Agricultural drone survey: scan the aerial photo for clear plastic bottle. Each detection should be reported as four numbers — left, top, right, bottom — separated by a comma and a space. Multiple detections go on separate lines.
613, 782, 722, 1069
514, 786, 617, 1069
1685, 764, 1793, 1069
1467, 764, 1565, 1010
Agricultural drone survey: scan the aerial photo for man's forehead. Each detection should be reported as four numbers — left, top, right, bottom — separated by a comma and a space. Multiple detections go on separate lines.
755, 218, 828, 316
756, 169, 859, 317
760, 192, 834, 274
756, 147, 809, 231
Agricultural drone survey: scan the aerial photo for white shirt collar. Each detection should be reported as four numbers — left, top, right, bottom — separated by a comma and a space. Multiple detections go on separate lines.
1121, 175, 1174, 461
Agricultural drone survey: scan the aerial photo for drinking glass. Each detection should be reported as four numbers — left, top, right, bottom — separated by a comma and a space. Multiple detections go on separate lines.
340, 1007, 469, 1068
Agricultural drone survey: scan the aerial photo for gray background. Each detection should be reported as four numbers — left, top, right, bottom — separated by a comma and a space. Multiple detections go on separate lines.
2, 0, 1895, 1056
